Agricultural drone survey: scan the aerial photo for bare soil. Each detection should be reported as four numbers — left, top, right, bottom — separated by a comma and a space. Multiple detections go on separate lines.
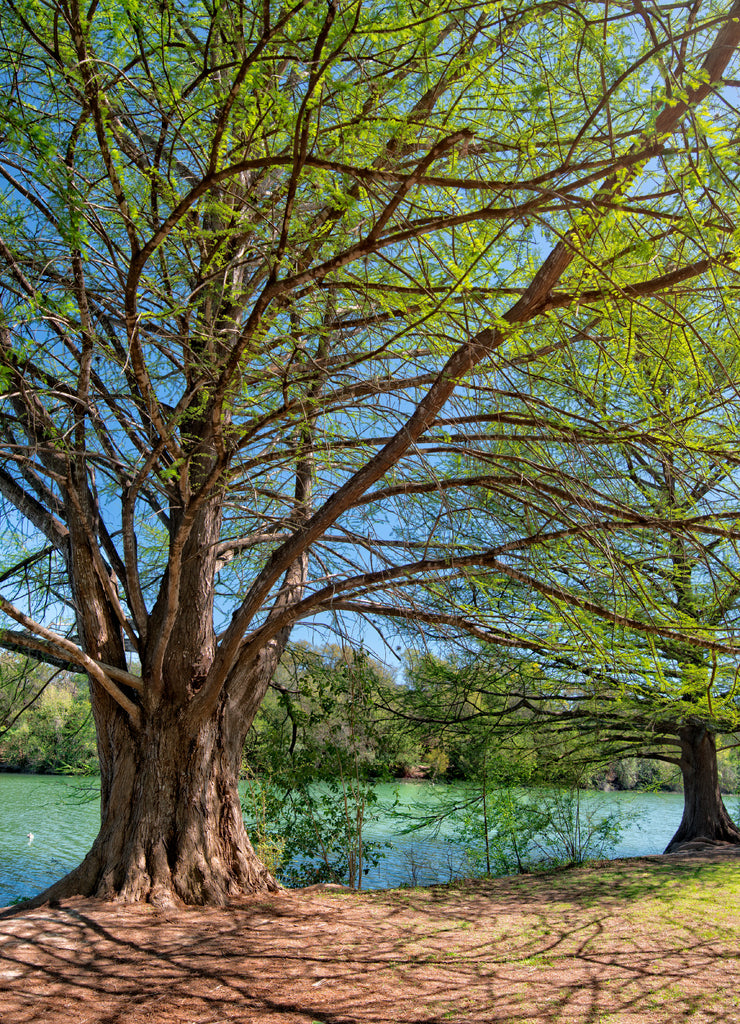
2, 851, 740, 1024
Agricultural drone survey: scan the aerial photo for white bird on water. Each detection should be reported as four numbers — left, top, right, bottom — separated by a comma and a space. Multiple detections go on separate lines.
27, 833, 34, 844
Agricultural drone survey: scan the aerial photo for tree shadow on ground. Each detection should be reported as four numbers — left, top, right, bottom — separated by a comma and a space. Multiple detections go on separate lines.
389, 853, 740, 910
1, 857, 739, 1023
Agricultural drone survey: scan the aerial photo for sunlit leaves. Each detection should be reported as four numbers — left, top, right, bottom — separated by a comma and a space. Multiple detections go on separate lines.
2, 0, 740, 688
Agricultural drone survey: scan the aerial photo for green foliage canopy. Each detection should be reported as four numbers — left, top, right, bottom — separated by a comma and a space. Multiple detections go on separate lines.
2, 1, 740, 689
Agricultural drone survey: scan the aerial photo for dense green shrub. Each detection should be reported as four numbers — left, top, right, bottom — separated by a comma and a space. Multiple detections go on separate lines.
242, 646, 392, 888
0, 679, 97, 772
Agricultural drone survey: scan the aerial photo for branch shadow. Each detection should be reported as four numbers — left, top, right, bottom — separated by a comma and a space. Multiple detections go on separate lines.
1, 856, 739, 1023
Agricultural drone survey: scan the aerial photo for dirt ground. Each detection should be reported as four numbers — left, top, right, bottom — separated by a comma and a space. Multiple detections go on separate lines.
2, 852, 740, 1024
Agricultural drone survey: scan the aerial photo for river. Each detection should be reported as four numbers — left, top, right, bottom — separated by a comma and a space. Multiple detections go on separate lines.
0, 774, 724, 906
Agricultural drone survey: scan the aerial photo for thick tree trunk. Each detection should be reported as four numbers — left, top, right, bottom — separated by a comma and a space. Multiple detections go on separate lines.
39, 692, 278, 907
34, 443, 295, 907
664, 718, 740, 853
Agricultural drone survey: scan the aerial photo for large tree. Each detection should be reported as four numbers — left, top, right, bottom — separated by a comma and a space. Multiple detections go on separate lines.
2, 0, 740, 905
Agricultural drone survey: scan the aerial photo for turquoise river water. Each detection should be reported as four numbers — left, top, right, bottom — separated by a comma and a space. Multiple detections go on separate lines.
0, 774, 719, 906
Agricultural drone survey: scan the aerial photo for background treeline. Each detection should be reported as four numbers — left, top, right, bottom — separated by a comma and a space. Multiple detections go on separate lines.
5, 646, 738, 793
0, 655, 97, 772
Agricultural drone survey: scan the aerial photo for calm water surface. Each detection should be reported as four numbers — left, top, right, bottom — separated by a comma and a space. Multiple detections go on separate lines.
0, 774, 713, 906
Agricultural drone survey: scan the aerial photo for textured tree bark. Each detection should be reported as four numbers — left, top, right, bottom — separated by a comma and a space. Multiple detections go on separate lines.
664, 718, 740, 853
40, 689, 278, 906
